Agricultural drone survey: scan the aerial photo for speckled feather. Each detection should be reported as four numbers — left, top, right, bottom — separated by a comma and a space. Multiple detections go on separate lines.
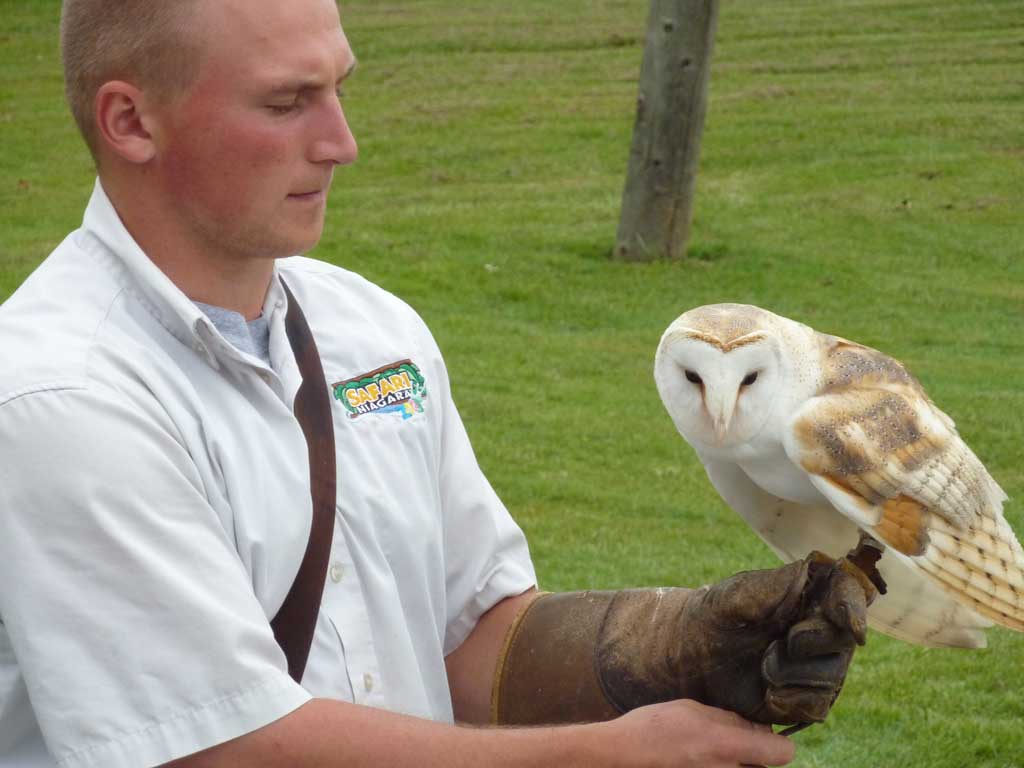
792, 335, 1024, 634
655, 303, 1024, 647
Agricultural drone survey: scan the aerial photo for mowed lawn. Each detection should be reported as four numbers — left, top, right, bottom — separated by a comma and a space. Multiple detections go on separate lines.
2, 1, 1023, 765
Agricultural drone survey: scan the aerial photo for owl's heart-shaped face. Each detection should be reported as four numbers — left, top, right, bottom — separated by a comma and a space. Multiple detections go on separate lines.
654, 320, 783, 451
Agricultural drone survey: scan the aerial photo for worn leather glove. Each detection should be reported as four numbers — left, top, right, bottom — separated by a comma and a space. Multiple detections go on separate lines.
492, 552, 877, 727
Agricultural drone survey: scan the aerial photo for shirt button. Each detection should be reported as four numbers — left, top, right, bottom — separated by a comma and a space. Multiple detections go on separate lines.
329, 562, 344, 583
363, 673, 374, 692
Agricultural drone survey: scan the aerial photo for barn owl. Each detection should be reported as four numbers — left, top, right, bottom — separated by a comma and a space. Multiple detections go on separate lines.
654, 303, 1024, 648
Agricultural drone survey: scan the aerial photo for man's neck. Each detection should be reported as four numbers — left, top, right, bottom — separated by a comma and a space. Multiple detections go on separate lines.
101, 174, 275, 321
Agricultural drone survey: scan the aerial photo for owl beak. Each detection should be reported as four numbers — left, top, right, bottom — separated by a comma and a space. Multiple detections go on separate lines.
707, 391, 737, 444
712, 413, 732, 443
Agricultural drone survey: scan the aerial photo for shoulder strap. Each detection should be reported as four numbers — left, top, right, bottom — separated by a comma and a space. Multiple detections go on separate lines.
270, 280, 337, 683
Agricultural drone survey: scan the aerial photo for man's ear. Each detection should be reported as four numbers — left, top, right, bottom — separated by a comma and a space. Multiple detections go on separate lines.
95, 81, 159, 164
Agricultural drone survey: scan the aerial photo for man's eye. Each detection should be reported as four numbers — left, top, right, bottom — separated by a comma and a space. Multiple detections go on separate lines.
268, 103, 298, 115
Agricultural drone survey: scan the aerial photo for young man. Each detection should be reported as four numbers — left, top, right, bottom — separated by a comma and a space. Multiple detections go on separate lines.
0, 1, 870, 766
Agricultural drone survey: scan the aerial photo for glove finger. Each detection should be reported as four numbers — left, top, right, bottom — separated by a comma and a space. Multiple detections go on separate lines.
709, 559, 811, 626
763, 639, 852, 690
787, 615, 857, 658
760, 684, 836, 725
820, 567, 872, 645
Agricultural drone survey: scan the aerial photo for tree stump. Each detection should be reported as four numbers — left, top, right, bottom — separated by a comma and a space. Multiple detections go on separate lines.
615, 0, 719, 262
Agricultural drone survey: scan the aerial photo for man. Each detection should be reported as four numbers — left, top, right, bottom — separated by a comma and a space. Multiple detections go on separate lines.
0, 1, 870, 766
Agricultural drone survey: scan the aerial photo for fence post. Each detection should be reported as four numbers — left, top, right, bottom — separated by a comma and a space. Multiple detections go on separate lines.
615, 0, 719, 262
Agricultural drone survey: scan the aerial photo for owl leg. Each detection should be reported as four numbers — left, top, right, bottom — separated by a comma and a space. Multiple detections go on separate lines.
846, 532, 888, 595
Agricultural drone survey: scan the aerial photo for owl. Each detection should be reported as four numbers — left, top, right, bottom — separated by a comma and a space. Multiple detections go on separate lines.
654, 303, 1024, 648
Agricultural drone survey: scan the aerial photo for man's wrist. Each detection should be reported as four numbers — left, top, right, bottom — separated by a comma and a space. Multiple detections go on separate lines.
484, 721, 612, 768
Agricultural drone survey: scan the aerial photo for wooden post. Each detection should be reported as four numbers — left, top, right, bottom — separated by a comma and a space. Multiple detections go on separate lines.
615, 0, 719, 262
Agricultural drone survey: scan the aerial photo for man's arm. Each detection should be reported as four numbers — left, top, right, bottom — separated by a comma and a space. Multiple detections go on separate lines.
164, 689, 794, 768
163, 589, 796, 768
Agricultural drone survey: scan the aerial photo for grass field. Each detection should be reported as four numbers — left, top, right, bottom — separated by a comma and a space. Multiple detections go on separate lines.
2, 0, 1024, 765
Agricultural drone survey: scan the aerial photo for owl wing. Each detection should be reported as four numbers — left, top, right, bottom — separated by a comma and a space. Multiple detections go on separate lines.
701, 457, 994, 648
782, 338, 1024, 637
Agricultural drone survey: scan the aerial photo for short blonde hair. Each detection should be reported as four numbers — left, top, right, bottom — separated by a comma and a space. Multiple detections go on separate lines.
60, 0, 204, 157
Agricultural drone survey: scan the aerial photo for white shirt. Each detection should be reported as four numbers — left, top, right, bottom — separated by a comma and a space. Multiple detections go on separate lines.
0, 181, 536, 768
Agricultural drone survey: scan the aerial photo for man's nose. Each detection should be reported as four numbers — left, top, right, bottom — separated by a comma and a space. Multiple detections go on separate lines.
309, 95, 358, 166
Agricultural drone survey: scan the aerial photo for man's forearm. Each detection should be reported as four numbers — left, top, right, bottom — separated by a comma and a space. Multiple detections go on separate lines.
166, 696, 797, 768
165, 698, 602, 768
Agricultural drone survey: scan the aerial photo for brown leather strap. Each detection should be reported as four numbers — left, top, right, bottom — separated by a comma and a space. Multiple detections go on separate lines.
270, 280, 336, 683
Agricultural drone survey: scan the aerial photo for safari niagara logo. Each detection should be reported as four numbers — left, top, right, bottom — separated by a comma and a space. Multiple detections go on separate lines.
333, 360, 427, 420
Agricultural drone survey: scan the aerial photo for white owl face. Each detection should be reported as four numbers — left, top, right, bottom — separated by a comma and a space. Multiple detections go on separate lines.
654, 326, 783, 450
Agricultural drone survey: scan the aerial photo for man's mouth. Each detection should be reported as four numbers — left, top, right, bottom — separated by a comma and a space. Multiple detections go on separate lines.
288, 189, 327, 203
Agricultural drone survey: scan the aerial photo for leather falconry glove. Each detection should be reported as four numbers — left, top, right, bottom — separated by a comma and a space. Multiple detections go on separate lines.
491, 551, 877, 727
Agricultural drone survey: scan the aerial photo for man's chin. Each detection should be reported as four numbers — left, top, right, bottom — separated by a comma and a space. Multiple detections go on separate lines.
272, 226, 326, 259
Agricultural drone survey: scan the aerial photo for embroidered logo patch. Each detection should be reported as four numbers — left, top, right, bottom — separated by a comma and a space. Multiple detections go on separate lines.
333, 360, 427, 420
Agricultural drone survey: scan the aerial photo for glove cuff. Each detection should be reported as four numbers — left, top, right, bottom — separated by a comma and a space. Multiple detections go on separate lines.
490, 588, 696, 725
491, 591, 622, 724
595, 587, 700, 710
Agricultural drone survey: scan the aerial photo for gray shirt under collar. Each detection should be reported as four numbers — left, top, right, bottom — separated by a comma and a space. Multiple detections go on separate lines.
193, 301, 272, 367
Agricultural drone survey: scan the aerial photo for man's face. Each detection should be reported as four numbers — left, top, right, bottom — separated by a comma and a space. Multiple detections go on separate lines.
151, 0, 358, 263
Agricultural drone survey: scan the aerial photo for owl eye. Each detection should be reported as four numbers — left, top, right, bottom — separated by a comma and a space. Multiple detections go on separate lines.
741, 371, 759, 386
685, 370, 703, 385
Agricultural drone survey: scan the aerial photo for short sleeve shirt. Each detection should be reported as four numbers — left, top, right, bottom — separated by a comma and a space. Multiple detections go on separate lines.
0, 181, 536, 768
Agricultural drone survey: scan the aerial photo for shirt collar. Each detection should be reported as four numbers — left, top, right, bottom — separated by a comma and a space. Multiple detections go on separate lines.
82, 178, 289, 368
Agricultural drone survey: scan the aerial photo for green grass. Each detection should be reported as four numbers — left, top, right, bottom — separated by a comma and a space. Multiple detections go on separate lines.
3, 1, 1024, 765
